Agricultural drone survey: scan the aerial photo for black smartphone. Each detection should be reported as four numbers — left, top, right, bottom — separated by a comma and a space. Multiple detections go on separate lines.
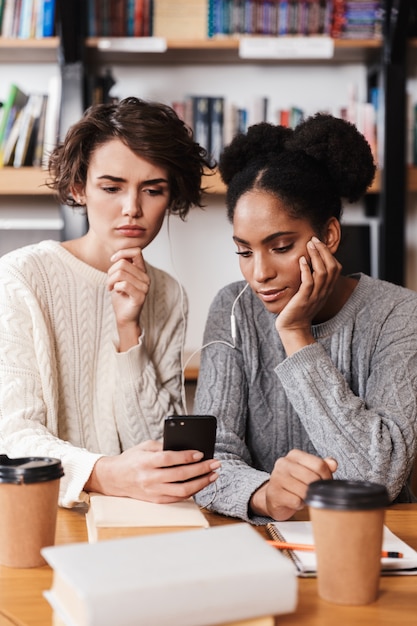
163, 415, 217, 461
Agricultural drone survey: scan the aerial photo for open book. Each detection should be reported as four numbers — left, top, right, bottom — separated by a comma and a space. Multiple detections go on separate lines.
266, 521, 417, 577
86, 493, 209, 542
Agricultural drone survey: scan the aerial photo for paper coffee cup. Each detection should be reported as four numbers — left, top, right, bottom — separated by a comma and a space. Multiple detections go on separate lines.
0, 455, 64, 568
305, 479, 390, 605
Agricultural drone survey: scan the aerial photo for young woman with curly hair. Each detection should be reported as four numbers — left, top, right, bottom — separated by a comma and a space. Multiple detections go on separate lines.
194, 113, 417, 523
0, 97, 220, 507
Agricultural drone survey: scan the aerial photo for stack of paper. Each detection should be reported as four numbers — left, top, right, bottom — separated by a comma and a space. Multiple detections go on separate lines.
42, 523, 298, 626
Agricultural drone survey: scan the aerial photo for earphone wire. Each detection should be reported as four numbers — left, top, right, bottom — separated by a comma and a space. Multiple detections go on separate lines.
166, 214, 189, 414
180, 281, 250, 412
230, 282, 249, 345
166, 215, 249, 414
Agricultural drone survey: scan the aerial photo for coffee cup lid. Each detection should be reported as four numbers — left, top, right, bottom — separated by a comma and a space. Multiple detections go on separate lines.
305, 479, 390, 510
0, 455, 64, 484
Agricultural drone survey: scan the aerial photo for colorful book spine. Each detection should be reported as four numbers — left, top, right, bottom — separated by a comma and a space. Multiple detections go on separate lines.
0, 84, 28, 167
42, 0, 55, 37
207, 0, 381, 37
18, 0, 34, 39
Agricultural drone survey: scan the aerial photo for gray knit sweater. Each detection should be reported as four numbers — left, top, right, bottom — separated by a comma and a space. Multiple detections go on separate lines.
194, 274, 417, 524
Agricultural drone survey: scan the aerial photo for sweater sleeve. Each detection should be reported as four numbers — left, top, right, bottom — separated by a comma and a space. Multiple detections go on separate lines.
0, 265, 103, 508
275, 303, 417, 501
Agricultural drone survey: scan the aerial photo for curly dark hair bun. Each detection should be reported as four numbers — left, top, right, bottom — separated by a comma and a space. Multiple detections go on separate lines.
289, 113, 376, 202
219, 112, 377, 228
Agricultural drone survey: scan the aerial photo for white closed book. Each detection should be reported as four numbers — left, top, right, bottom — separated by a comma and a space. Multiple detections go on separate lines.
42, 523, 298, 626
85, 493, 209, 541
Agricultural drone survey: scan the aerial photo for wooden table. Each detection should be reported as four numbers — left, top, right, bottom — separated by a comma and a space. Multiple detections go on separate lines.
0, 504, 416, 626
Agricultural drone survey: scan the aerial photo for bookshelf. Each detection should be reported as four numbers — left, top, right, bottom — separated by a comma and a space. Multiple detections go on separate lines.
0, 51, 415, 201
84, 36, 383, 65
0, 166, 53, 195
0, 36, 59, 62
0, 4, 415, 289
5, 164, 417, 197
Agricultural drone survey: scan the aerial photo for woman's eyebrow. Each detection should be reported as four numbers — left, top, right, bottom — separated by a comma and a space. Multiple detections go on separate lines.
233, 231, 296, 245
96, 175, 169, 185
96, 175, 126, 182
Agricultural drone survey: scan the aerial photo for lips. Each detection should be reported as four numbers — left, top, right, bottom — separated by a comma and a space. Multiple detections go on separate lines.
257, 288, 287, 303
116, 226, 146, 237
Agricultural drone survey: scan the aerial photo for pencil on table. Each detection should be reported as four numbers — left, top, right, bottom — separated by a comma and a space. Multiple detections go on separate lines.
266, 540, 403, 558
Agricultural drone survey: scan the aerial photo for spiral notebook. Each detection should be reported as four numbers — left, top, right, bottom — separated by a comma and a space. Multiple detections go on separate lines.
266, 521, 417, 578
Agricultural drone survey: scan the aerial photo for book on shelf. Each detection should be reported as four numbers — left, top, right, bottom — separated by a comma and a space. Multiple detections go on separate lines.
153, 0, 207, 39
0, 0, 56, 38
41, 74, 62, 169
17, 0, 34, 39
133, 0, 145, 36
208, 96, 224, 164
41, 0, 56, 37
266, 520, 417, 577
85, 493, 210, 542
125, 0, 135, 36
1, 0, 15, 37
32, 93, 48, 167
207, 0, 382, 39
248, 96, 269, 126
2, 89, 50, 169
110, 0, 127, 37
185, 95, 228, 165
277, 106, 304, 129
0, 83, 29, 167
42, 523, 298, 626
86, 0, 153, 37
224, 101, 239, 145
13, 92, 45, 167
0, 0, 6, 36
191, 95, 211, 155
1, 108, 24, 166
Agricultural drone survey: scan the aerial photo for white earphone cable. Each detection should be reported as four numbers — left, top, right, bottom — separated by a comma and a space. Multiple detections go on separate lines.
165, 214, 249, 414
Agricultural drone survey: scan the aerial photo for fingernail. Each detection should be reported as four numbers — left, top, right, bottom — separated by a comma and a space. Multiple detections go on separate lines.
192, 452, 204, 461
209, 472, 219, 482
210, 460, 221, 470
312, 236, 321, 243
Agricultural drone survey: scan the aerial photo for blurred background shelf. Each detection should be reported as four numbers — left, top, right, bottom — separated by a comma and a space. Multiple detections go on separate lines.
3, 166, 417, 197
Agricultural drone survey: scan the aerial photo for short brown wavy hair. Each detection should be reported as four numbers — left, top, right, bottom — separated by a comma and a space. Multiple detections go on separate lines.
47, 96, 213, 219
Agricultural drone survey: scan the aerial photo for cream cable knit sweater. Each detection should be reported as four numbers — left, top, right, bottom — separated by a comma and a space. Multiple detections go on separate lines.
0, 240, 187, 507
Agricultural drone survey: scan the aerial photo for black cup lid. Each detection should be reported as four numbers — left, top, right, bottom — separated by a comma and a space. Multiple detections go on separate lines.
305, 479, 390, 510
0, 455, 64, 484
